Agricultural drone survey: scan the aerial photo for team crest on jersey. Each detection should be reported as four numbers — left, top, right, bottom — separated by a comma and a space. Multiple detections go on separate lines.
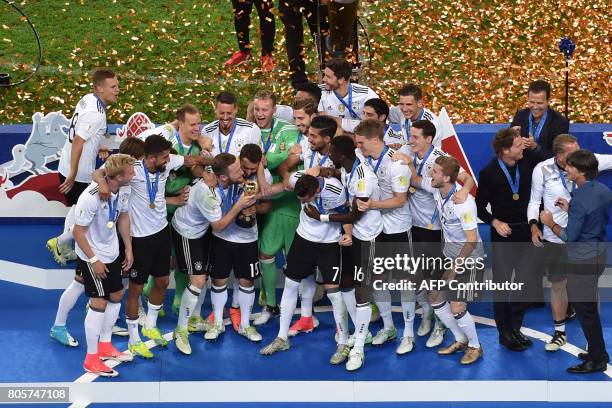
194, 261, 203, 271
357, 179, 366, 193
398, 176, 408, 187
130, 268, 138, 278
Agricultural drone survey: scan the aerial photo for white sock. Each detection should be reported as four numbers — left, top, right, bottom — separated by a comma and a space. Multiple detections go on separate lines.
400, 290, 416, 338
178, 285, 200, 329
192, 285, 207, 318
100, 301, 121, 343
84, 306, 105, 354
373, 289, 394, 330
54, 280, 84, 326
278, 278, 300, 340
354, 303, 372, 350
126, 317, 141, 345
456, 311, 480, 348
231, 278, 240, 308
58, 206, 75, 249
238, 284, 255, 330
341, 288, 357, 327
211, 285, 228, 325
401, 302, 416, 338
433, 302, 467, 343
299, 275, 315, 318
328, 290, 349, 345
145, 301, 162, 330
416, 290, 432, 318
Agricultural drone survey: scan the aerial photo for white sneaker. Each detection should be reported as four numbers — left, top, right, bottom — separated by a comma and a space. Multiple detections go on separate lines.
371, 327, 397, 346
417, 312, 433, 336
396, 336, 415, 355
346, 331, 372, 348
239, 325, 262, 342
204, 323, 225, 341
112, 325, 129, 337
253, 308, 272, 326
426, 323, 446, 348
346, 348, 365, 372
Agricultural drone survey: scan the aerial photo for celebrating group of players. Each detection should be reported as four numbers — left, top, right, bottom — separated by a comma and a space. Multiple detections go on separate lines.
44, 57, 608, 377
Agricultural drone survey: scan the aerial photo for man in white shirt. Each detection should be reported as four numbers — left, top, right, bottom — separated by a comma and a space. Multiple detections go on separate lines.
528, 134, 612, 352
93, 135, 206, 358
397, 84, 442, 148
401, 120, 475, 348
48, 68, 119, 265
171, 153, 260, 354
412, 155, 485, 365
353, 119, 418, 355
260, 173, 351, 365
276, 115, 338, 335
308, 134, 383, 371
318, 58, 378, 133
72, 154, 135, 376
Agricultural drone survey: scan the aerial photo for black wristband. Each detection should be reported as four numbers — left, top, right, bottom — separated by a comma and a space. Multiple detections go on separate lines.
528, 219, 538, 225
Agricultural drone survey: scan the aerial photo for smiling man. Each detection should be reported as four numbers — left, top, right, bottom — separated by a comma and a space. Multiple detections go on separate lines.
511, 80, 569, 162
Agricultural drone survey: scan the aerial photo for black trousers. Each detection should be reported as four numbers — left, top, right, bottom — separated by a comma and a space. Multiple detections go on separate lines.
490, 223, 537, 335
231, 0, 275, 55
567, 251, 609, 363
279, 0, 328, 86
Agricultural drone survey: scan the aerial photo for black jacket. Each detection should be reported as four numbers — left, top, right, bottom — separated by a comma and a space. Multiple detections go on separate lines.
510, 107, 569, 162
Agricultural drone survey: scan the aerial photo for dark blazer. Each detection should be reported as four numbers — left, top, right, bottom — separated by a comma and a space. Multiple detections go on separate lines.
510, 107, 569, 162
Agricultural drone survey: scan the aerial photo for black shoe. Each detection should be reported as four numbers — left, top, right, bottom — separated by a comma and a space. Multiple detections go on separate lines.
512, 329, 533, 348
268, 305, 280, 316
567, 360, 607, 374
578, 352, 589, 361
499, 332, 527, 352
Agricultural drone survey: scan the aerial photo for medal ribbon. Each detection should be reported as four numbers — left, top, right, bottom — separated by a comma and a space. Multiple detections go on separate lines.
142, 161, 159, 207
368, 145, 389, 175
497, 158, 520, 197
333, 84, 360, 119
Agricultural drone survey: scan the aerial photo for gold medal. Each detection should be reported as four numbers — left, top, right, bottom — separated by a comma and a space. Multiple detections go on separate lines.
512, 193, 519, 201
409, 186, 416, 194
149, 202, 155, 209
427, 223, 433, 230
107, 221, 114, 229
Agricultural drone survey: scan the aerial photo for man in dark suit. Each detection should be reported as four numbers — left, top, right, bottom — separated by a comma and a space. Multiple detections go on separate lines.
511, 80, 569, 163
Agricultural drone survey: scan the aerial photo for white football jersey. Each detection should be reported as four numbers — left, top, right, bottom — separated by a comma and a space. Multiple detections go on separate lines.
341, 159, 383, 241
528, 154, 612, 244
74, 182, 130, 263
201, 118, 261, 158
318, 83, 378, 133
409, 146, 464, 230
358, 147, 412, 234
135, 123, 175, 142
274, 104, 294, 123
210, 170, 273, 244
290, 171, 347, 243
129, 155, 184, 237
58, 93, 108, 183
420, 179, 484, 260
171, 179, 223, 239
383, 123, 406, 146
400, 108, 442, 148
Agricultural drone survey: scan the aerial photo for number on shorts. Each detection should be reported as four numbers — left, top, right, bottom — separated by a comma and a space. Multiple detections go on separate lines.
332, 266, 340, 282
249, 262, 261, 278
354, 266, 364, 282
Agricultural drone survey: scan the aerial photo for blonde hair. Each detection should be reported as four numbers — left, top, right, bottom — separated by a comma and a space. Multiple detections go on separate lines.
105, 154, 135, 178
